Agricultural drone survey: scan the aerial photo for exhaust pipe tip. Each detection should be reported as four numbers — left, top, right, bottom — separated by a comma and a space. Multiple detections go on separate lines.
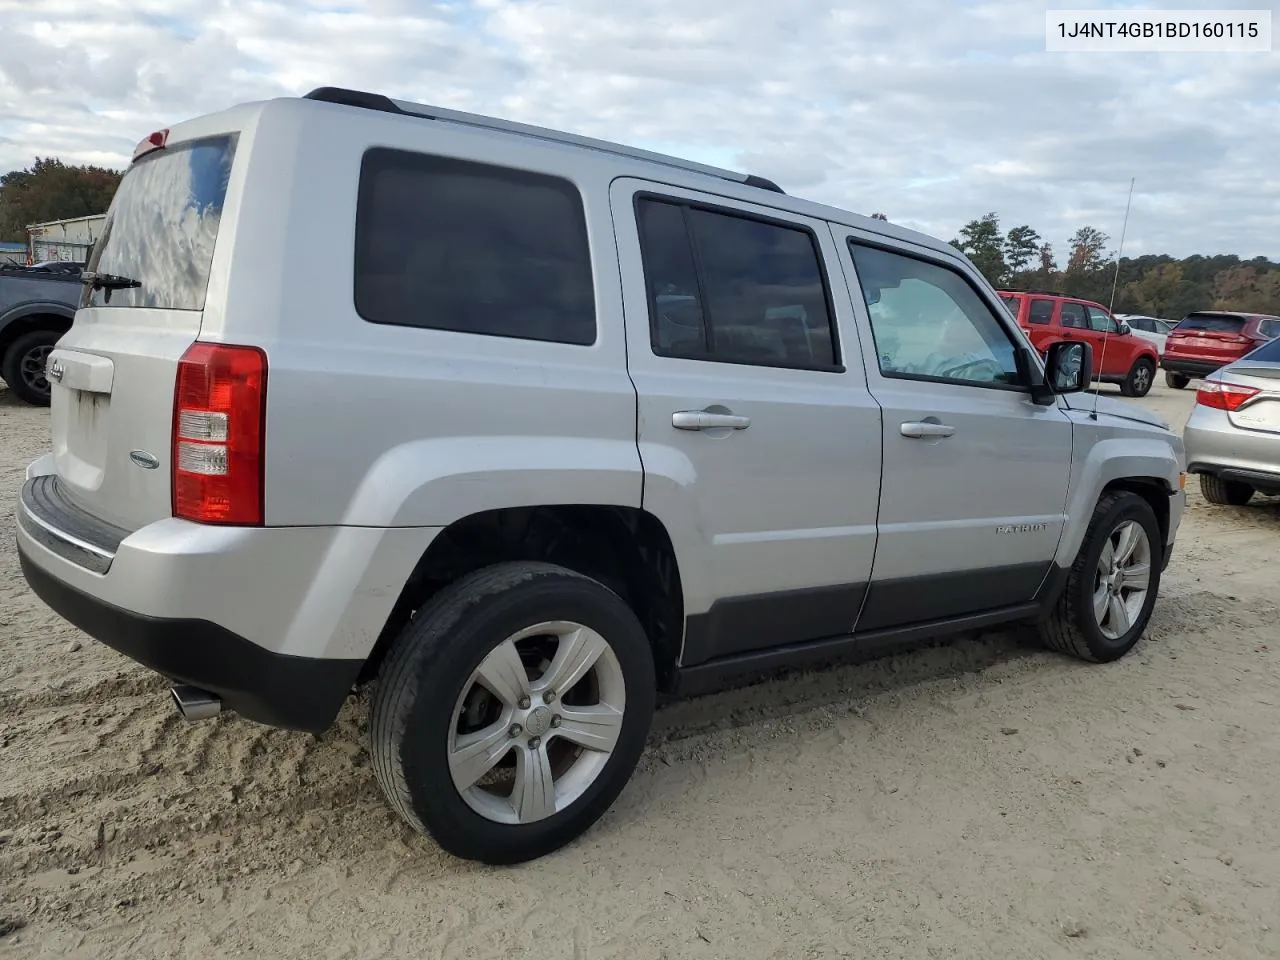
171, 684, 222, 721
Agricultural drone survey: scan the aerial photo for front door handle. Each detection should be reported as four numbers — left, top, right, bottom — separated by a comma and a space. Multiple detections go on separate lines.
900, 421, 956, 439
673, 410, 751, 431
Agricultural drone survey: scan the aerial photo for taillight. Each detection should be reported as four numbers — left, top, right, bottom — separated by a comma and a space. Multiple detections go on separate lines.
172, 342, 267, 525
1196, 380, 1260, 412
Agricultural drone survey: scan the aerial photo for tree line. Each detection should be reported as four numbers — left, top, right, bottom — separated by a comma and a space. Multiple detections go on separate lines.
941, 211, 1280, 319
0, 158, 122, 242
2, 159, 1275, 319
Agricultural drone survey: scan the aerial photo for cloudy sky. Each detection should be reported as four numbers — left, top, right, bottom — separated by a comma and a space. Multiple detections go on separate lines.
0, 0, 1275, 260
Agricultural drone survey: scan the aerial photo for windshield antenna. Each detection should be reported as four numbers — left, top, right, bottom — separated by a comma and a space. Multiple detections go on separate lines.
1091, 176, 1136, 420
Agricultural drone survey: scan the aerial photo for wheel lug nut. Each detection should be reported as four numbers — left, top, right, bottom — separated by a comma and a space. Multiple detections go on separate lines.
518, 696, 531, 710
544, 690, 556, 704
551, 716, 561, 728
508, 724, 522, 738
529, 737, 541, 749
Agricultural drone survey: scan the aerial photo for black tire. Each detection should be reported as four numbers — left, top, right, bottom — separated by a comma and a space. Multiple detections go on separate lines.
1199, 473, 1253, 506
1038, 491, 1162, 663
369, 561, 656, 865
1164, 371, 1190, 390
1, 329, 60, 406
1121, 359, 1155, 397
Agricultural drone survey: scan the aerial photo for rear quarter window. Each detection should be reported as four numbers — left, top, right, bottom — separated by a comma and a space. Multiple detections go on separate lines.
1256, 318, 1280, 339
354, 148, 596, 345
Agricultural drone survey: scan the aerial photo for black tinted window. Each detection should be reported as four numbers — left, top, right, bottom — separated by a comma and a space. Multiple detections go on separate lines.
1177, 313, 1244, 333
636, 198, 837, 369
1028, 299, 1054, 324
355, 149, 595, 345
1059, 303, 1088, 328
637, 200, 706, 357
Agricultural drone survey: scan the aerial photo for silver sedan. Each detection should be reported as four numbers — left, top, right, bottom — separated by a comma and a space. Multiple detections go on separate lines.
1184, 335, 1280, 506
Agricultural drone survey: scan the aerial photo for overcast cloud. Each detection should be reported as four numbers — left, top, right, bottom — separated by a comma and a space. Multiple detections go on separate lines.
0, 0, 1275, 259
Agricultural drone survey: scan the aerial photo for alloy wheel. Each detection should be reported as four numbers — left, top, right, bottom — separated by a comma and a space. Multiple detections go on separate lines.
447, 620, 626, 825
1093, 520, 1152, 640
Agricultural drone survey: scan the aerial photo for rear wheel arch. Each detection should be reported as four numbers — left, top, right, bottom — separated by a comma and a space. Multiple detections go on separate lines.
359, 504, 685, 692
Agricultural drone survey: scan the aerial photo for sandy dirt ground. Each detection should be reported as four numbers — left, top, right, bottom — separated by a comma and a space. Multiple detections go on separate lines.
1, 378, 1278, 960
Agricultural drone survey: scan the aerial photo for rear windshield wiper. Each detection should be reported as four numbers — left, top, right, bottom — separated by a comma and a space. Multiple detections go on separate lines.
81, 271, 142, 304
81, 271, 142, 291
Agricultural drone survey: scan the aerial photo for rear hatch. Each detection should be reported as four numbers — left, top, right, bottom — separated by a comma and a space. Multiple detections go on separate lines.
1165, 313, 1251, 362
47, 131, 238, 532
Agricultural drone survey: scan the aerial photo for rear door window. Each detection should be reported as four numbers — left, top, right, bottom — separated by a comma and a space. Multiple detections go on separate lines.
1256, 318, 1280, 339
84, 135, 236, 310
636, 197, 838, 369
354, 148, 596, 345
1028, 299, 1054, 325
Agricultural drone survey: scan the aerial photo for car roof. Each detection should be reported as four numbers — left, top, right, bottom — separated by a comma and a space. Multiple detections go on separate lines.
995, 290, 1107, 308
1182, 310, 1280, 321
242, 89, 966, 265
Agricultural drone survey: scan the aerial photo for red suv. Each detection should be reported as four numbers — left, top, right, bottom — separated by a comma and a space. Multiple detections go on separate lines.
998, 291, 1160, 397
1160, 311, 1280, 389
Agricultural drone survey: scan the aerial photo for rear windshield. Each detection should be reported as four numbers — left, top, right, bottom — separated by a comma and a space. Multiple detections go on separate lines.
999, 294, 1022, 316
1243, 336, 1280, 363
1175, 313, 1245, 333
84, 135, 237, 310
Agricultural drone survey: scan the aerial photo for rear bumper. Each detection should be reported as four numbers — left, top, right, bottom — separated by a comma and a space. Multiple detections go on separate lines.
18, 553, 358, 731
15, 467, 438, 731
1160, 357, 1226, 377
1184, 405, 1280, 487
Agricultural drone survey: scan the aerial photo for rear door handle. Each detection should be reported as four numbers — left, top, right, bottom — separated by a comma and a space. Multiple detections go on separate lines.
672, 410, 751, 431
900, 421, 955, 439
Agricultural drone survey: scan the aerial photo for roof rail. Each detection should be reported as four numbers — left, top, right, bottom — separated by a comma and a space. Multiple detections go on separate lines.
1004, 289, 1068, 298
302, 86, 785, 195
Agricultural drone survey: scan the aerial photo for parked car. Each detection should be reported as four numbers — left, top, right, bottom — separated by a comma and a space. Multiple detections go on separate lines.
997, 291, 1161, 397
25, 261, 85, 277
1184, 335, 1280, 505
1161, 311, 1280, 389
0, 262, 82, 404
1116, 314, 1174, 354
16, 86, 1186, 865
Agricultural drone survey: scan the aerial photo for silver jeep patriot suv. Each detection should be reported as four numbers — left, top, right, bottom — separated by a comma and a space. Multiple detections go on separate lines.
15, 87, 1185, 864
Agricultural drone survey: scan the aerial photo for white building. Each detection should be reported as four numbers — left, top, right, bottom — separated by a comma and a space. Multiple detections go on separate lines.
26, 213, 107, 263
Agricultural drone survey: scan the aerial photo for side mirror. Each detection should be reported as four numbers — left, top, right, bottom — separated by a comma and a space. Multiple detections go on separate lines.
1117, 320, 1132, 335
1045, 340, 1093, 394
